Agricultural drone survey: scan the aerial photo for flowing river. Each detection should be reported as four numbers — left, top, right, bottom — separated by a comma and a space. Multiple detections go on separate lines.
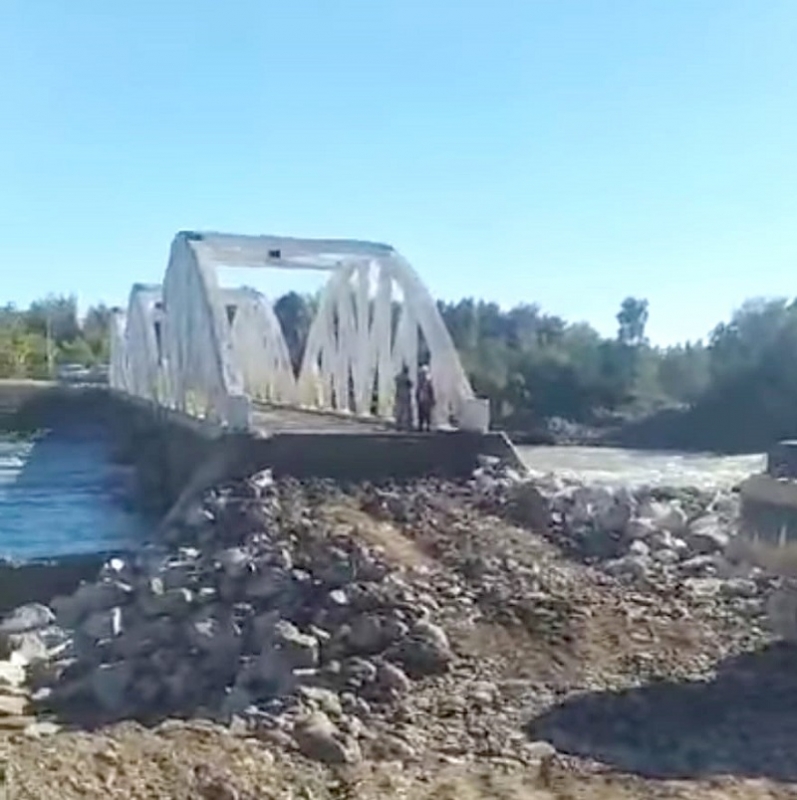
517, 445, 765, 491
0, 430, 145, 562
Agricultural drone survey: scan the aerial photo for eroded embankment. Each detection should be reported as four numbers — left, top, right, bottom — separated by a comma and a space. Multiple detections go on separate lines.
0, 462, 793, 799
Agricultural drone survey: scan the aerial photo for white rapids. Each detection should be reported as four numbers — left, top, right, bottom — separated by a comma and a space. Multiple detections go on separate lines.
516, 445, 765, 491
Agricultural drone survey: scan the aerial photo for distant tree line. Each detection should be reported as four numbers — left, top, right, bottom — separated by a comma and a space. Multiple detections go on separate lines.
4, 290, 796, 450
435, 294, 704, 427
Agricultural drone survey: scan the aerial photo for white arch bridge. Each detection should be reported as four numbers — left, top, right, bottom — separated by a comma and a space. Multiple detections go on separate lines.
109, 231, 489, 433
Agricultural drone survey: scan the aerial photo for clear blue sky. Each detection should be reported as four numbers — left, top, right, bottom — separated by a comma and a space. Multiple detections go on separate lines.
1, 0, 796, 345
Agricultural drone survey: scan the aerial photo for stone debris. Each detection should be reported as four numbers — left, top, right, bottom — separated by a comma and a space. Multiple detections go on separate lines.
476, 461, 749, 589
22, 719, 61, 739
293, 710, 362, 765
0, 460, 779, 777
0, 472, 473, 764
0, 598, 65, 734
0, 603, 55, 635
0, 693, 29, 717
0, 660, 26, 689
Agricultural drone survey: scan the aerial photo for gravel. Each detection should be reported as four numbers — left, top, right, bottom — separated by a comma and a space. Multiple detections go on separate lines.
0, 460, 793, 798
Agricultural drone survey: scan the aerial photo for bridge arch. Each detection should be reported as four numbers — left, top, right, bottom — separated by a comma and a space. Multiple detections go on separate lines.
222, 286, 297, 404
162, 234, 245, 422
108, 307, 130, 393
122, 284, 167, 403
297, 252, 474, 423
115, 231, 480, 429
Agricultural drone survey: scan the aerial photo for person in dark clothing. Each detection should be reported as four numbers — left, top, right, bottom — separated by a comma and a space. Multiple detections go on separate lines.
416, 364, 435, 431
394, 365, 413, 431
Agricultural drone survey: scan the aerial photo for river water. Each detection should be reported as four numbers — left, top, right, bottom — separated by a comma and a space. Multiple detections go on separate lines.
0, 432, 768, 563
517, 445, 765, 491
0, 430, 145, 562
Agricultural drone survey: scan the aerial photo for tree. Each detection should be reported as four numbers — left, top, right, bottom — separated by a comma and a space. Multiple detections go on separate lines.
82, 304, 112, 362
438, 299, 479, 351
57, 338, 96, 366
657, 343, 710, 404
617, 297, 649, 347
707, 298, 790, 385
25, 295, 81, 344
273, 292, 315, 374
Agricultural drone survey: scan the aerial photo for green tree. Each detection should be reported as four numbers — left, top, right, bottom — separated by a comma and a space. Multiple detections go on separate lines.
657, 343, 710, 404
617, 297, 649, 346
273, 292, 316, 374
83, 303, 112, 360
57, 338, 96, 366
25, 295, 81, 344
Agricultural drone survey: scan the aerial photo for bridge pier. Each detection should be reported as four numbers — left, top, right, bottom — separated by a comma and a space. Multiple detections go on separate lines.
4, 383, 520, 519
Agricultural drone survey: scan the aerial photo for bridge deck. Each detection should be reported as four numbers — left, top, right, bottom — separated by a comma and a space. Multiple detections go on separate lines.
250, 403, 392, 434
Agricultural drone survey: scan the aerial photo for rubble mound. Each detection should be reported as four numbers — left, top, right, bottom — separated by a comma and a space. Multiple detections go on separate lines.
15, 474, 466, 762
0, 461, 786, 791
475, 459, 759, 589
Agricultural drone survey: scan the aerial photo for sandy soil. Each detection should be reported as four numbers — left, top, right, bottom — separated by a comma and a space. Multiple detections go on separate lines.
4, 722, 797, 799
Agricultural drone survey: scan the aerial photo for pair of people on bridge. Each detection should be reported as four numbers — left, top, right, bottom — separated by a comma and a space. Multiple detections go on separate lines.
394, 364, 435, 432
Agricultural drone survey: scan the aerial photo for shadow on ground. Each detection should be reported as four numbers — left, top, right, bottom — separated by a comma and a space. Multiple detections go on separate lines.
527, 642, 797, 781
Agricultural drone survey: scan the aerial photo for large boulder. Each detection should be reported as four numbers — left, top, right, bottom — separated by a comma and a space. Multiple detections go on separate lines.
273, 621, 319, 669
91, 661, 134, 715
0, 603, 55, 635
686, 515, 730, 555
387, 620, 452, 677
637, 499, 688, 535
52, 581, 131, 629
506, 482, 550, 530
293, 711, 362, 765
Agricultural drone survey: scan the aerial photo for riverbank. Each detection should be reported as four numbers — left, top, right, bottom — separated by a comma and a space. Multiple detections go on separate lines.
515, 406, 780, 456
0, 463, 792, 798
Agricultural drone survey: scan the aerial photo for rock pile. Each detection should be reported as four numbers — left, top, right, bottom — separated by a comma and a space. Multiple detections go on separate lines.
0, 602, 66, 737
474, 458, 749, 584
18, 472, 459, 764
553, 483, 740, 579
0, 458, 777, 774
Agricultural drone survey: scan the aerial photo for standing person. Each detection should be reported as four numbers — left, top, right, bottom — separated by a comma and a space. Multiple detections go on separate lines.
394, 365, 413, 431
416, 364, 435, 432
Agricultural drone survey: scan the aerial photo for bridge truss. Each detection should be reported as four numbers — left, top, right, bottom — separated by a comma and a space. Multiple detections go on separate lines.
110, 231, 484, 430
